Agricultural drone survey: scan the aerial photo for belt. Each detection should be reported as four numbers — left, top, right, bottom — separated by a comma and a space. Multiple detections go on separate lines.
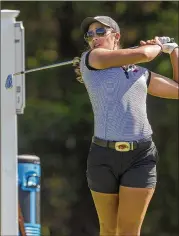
92, 136, 152, 152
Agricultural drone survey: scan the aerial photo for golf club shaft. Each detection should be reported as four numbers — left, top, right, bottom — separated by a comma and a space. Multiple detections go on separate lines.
13, 60, 74, 76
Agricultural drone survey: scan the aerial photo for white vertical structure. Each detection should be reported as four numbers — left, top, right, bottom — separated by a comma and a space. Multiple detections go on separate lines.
0, 9, 25, 235
15, 20, 26, 115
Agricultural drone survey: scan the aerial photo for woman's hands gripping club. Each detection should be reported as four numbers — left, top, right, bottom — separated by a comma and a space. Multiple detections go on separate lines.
140, 36, 178, 54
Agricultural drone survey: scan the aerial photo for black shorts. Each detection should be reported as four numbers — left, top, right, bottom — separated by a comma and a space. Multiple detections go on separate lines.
86, 138, 159, 193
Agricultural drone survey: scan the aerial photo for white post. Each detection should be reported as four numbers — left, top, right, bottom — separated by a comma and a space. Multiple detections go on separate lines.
0, 9, 20, 235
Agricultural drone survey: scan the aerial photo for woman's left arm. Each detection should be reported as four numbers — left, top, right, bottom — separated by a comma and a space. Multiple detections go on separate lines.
147, 72, 178, 99
170, 47, 178, 83
148, 47, 178, 99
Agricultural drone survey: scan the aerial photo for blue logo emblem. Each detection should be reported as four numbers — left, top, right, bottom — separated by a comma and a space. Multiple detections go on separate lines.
5, 74, 13, 89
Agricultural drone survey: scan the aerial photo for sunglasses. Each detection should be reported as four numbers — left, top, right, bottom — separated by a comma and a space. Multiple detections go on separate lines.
84, 27, 114, 43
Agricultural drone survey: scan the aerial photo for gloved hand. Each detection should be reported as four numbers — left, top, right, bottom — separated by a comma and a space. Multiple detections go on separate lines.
140, 36, 178, 54
162, 43, 178, 54
158, 36, 178, 54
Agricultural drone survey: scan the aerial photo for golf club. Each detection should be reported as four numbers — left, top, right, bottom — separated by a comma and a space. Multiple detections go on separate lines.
5, 37, 175, 89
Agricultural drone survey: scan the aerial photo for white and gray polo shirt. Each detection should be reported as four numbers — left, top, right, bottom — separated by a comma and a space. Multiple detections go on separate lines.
80, 51, 153, 141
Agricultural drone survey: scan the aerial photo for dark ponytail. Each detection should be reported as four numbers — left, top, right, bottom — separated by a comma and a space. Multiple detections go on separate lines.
73, 44, 90, 84
73, 57, 84, 84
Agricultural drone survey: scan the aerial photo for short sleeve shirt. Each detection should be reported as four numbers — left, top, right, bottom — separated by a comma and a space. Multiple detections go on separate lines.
80, 51, 153, 141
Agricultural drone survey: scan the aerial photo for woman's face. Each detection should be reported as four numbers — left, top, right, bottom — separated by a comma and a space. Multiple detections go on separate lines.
86, 22, 119, 50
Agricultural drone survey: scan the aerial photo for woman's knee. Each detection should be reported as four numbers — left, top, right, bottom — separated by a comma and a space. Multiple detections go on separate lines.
101, 223, 140, 236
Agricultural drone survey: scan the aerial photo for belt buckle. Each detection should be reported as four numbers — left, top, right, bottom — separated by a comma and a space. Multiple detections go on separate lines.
115, 142, 131, 152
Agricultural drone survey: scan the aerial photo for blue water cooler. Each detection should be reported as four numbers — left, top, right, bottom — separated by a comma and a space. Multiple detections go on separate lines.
18, 155, 41, 235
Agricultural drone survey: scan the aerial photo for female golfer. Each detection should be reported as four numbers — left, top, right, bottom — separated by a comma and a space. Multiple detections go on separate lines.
74, 16, 178, 236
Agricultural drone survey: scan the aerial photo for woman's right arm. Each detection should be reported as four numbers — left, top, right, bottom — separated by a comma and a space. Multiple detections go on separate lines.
89, 44, 162, 69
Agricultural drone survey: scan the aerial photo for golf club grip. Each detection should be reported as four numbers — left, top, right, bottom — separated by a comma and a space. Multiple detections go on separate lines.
169, 38, 175, 43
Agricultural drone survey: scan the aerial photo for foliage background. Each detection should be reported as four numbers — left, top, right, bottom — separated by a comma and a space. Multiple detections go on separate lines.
1, 1, 178, 236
